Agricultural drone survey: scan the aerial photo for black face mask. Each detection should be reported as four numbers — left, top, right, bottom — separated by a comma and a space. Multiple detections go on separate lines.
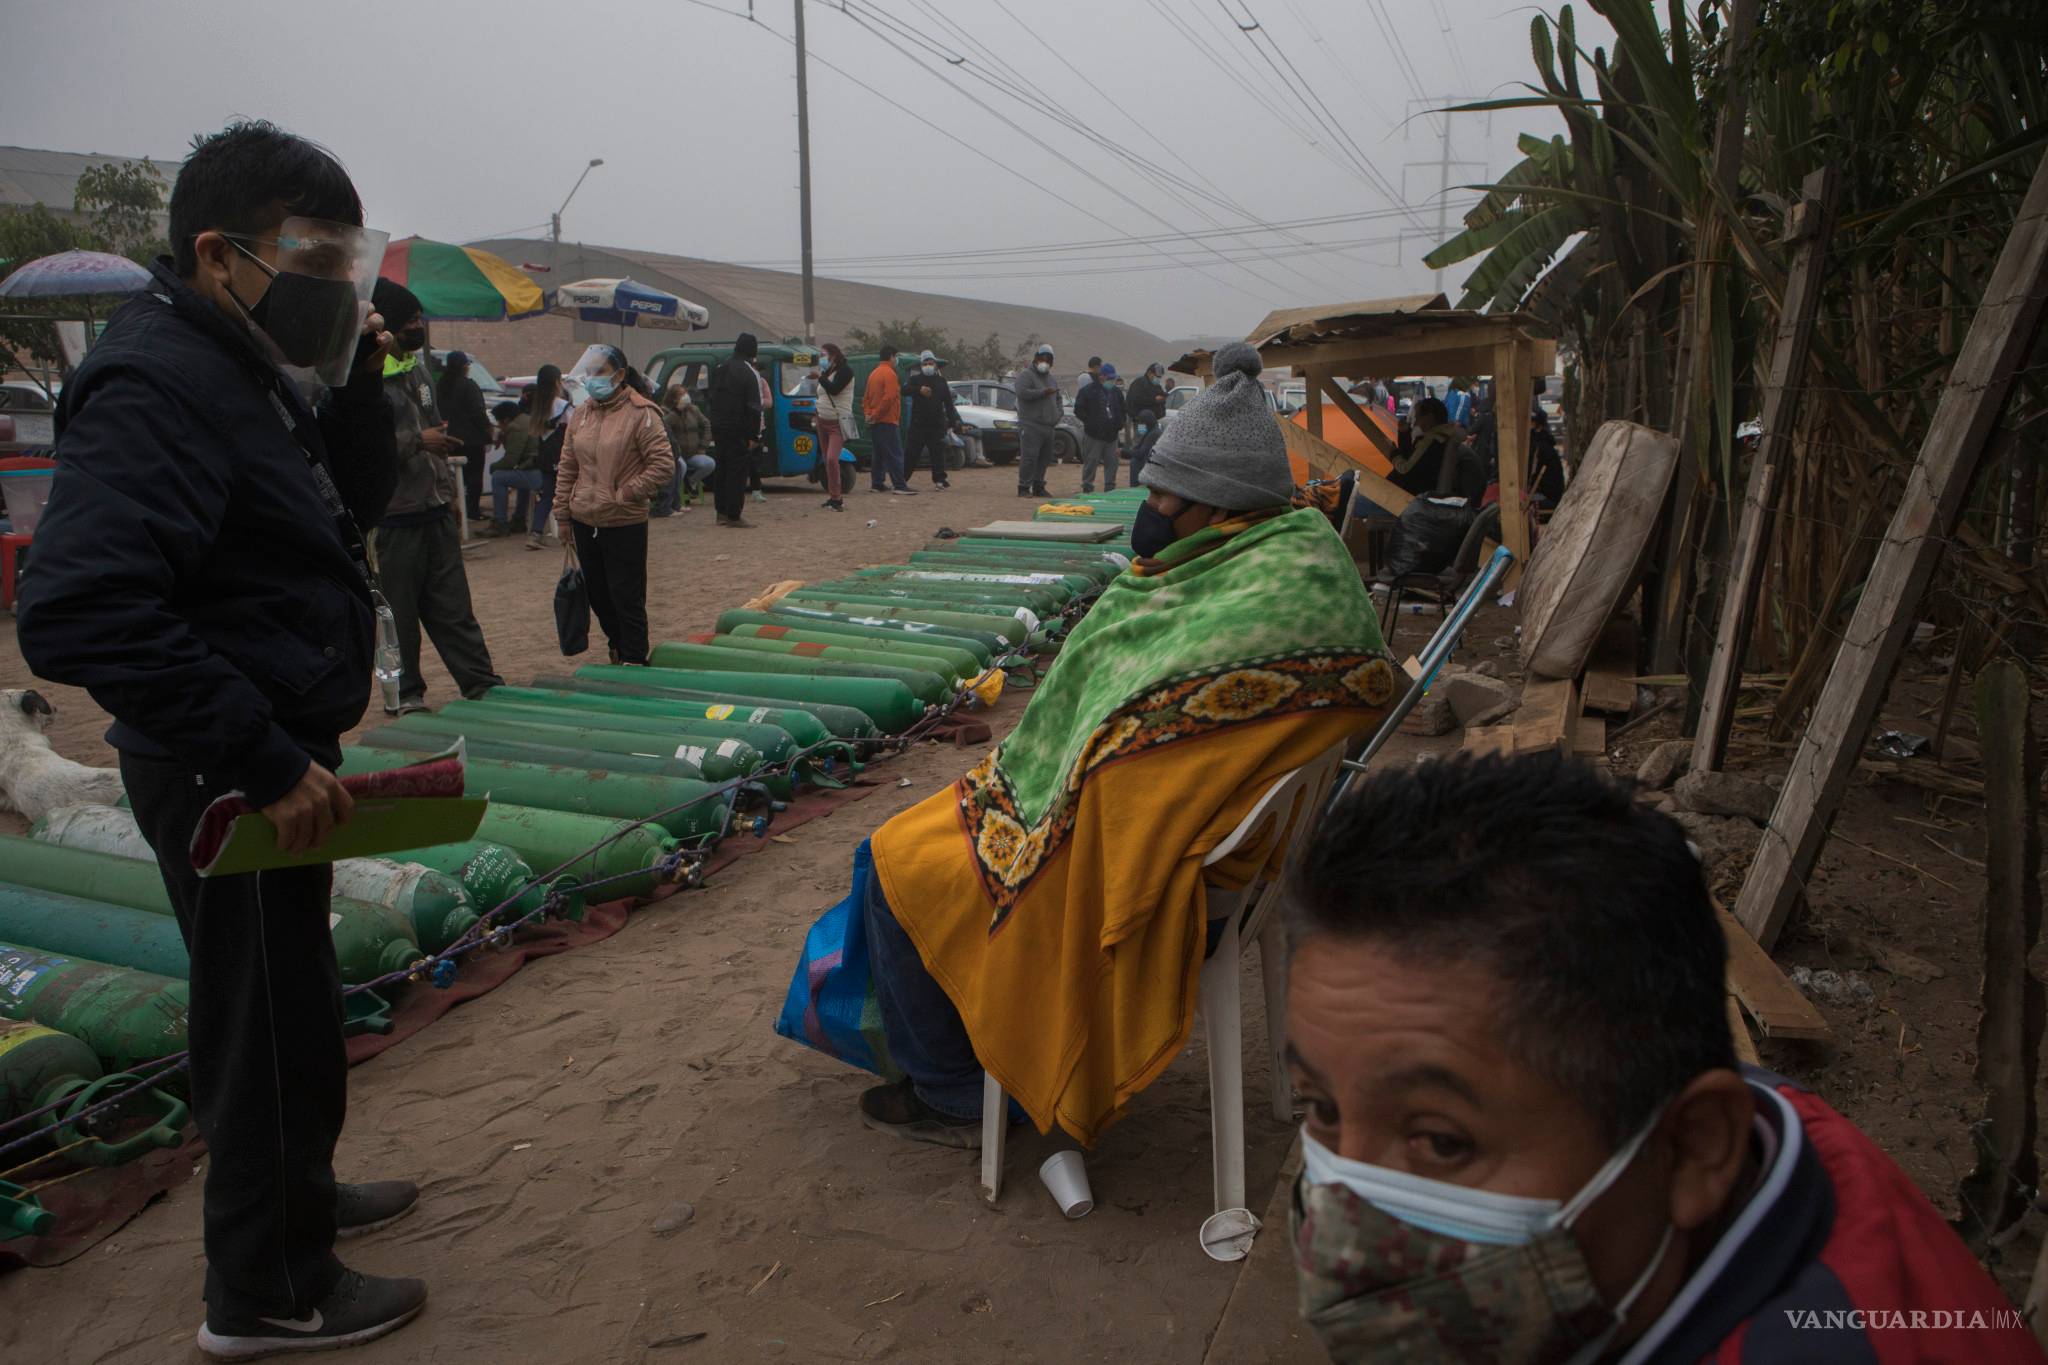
233, 265, 360, 370
1131, 501, 1179, 559
396, 326, 427, 354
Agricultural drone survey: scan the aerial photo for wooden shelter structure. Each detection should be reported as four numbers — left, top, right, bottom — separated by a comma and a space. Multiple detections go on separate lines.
1248, 294, 1556, 582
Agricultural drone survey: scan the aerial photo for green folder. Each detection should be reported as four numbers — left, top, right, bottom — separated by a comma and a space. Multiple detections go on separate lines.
197, 796, 488, 876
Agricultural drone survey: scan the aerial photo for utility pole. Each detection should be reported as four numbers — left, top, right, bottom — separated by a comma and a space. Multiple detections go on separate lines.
1399, 97, 1489, 295
794, 0, 816, 343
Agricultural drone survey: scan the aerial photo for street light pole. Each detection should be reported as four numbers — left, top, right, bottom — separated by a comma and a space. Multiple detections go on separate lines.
794, 0, 815, 344
552, 157, 605, 269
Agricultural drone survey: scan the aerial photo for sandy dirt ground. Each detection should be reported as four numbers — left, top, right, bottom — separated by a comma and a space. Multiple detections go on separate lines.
0, 459, 2032, 1361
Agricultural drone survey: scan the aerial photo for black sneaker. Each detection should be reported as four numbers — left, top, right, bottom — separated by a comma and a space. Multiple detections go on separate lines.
1032, 486, 1051, 497
197, 1269, 427, 1360
858, 1078, 981, 1149
336, 1180, 418, 1238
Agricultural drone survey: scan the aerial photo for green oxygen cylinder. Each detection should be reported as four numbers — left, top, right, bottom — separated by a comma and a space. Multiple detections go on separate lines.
537, 673, 880, 740
809, 576, 1065, 615
765, 599, 1029, 649
721, 622, 985, 679
647, 642, 950, 706
472, 688, 859, 786
368, 725, 718, 783
390, 840, 563, 923
719, 607, 1001, 664
856, 567, 1078, 603
345, 745, 733, 844
906, 553, 1101, 592
471, 804, 683, 904
0, 882, 421, 985
572, 664, 923, 734
521, 679, 850, 747
926, 538, 1130, 565
26, 808, 458, 962
447, 697, 807, 773
0, 1019, 189, 1167
778, 593, 1041, 642
0, 941, 190, 1071
384, 712, 785, 800
691, 632, 968, 686
0, 834, 183, 916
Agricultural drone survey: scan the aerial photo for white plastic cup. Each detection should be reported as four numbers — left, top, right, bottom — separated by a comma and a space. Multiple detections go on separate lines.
1038, 1150, 1093, 1218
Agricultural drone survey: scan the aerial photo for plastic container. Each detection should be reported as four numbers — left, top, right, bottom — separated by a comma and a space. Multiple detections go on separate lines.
0, 468, 56, 535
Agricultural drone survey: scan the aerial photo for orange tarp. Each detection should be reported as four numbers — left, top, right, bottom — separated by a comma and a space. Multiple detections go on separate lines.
1286, 403, 1395, 486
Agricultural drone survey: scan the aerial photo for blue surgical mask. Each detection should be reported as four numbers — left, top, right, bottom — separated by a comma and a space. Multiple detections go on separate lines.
585, 373, 618, 402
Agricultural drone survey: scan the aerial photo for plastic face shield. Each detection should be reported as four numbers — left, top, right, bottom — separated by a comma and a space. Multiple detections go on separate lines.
567, 343, 625, 380
245, 218, 389, 387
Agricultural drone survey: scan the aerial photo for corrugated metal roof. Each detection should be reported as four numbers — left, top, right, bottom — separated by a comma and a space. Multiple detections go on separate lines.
1247, 294, 1542, 358
0, 145, 181, 217
474, 237, 1174, 376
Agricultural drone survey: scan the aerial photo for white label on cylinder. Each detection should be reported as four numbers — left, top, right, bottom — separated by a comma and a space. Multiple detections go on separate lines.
677, 745, 707, 765
716, 740, 743, 759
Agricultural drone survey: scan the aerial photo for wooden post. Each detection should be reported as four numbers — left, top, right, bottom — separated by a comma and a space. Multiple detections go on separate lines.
1304, 368, 1323, 440
1494, 339, 1532, 586
1957, 661, 2042, 1246
1734, 152, 2048, 950
1693, 166, 1840, 774
1316, 374, 1396, 458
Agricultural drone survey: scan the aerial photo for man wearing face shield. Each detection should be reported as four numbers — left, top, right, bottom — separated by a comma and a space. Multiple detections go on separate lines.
816, 343, 1396, 1157
18, 121, 429, 1358
366, 279, 503, 712
1285, 752, 2038, 1364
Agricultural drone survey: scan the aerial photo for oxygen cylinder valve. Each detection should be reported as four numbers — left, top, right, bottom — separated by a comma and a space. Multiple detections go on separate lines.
430, 958, 459, 990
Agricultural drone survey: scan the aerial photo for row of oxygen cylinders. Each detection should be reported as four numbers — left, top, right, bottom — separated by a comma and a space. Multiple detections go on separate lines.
0, 521, 1131, 1184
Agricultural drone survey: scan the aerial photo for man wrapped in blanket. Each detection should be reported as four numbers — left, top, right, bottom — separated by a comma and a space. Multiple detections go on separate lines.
855, 342, 1397, 1148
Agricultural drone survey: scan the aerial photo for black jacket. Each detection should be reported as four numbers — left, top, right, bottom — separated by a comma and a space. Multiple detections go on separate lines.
17, 260, 397, 806
709, 334, 765, 436
440, 371, 493, 461
900, 367, 959, 432
1073, 379, 1127, 440
1127, 374, 1167, 424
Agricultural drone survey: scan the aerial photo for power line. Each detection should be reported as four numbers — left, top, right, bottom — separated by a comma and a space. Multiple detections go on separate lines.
823, 1, 1311, 301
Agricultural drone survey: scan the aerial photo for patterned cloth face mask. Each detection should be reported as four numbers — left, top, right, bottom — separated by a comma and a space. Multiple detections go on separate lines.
1290, 1113, 1672, 1364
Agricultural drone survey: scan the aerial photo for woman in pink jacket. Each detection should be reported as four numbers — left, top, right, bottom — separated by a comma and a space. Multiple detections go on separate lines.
557, 345, 675, 664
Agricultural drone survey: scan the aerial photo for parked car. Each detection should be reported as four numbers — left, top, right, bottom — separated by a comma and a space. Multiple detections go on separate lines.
0, 381, 58, 458
947, 378, 1082, 465
501, 374, 590, 409
431, 350, 507, 403
647, 341, 826, 479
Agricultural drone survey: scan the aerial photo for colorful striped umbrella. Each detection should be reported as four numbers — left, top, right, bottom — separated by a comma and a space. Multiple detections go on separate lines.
379, 237, 546, 321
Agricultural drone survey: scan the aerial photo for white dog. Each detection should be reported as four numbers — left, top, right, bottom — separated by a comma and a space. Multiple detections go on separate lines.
0, 688, 125, 822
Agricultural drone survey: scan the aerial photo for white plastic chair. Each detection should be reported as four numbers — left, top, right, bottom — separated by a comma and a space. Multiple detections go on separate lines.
977, 743, 1346, 1241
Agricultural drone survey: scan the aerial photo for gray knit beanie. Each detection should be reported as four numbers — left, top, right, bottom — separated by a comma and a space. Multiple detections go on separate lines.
1139, 342, 1294, 510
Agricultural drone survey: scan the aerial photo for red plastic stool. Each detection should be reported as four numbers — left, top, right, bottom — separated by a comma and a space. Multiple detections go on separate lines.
1, 533, 31, 611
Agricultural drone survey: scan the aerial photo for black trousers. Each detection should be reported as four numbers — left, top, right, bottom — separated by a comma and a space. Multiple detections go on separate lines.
571, 519, 650, 664
904, 426, 949, 484
122, 751, 347, 1322
372, 512, 503, 704
712, 427, 751, 520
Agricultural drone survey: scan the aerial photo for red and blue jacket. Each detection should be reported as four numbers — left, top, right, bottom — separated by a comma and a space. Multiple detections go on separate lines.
1620, 1069, 2042, 1363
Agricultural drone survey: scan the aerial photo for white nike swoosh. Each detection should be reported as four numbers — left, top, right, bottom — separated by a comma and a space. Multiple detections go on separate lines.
256, 1310, 323, 1333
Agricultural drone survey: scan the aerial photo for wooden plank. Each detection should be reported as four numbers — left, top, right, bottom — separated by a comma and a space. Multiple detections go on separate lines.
1573, 716, 1607, 756
1277, 418, 1413, 514
1494, 339, 1533, 590
1956, 662, 2042, 1244
1315, 372, 1396, 458
1262, 333, 1555, 381
1462, 724, 1515, 756
1727, 995, 1761, 1065
1718, 907, 1832, 1043
1734, 149, 2048, 951
1582, 617, 1639, 715
1694, 166, 1841, 775
1512, 677, 1579, 754
1305, 372, 1323, 440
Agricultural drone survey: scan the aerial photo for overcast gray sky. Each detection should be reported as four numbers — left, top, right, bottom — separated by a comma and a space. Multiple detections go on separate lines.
1, 0, 1610, 340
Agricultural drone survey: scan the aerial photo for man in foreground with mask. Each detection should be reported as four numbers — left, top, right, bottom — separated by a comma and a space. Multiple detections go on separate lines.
19, 120, 429, 1356
1285, 750, 2038, 1363
782, 342, 1397, 1151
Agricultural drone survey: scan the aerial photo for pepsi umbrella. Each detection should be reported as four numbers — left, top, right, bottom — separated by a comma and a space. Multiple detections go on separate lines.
548, 277, 709, 331
0, 250, 152, 299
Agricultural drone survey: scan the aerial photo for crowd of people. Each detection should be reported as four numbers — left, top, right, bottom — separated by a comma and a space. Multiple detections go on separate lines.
12, 118, 2043, 1364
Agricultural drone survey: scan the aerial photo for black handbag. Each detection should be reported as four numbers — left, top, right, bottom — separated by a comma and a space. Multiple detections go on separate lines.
554, 545, 590, 656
